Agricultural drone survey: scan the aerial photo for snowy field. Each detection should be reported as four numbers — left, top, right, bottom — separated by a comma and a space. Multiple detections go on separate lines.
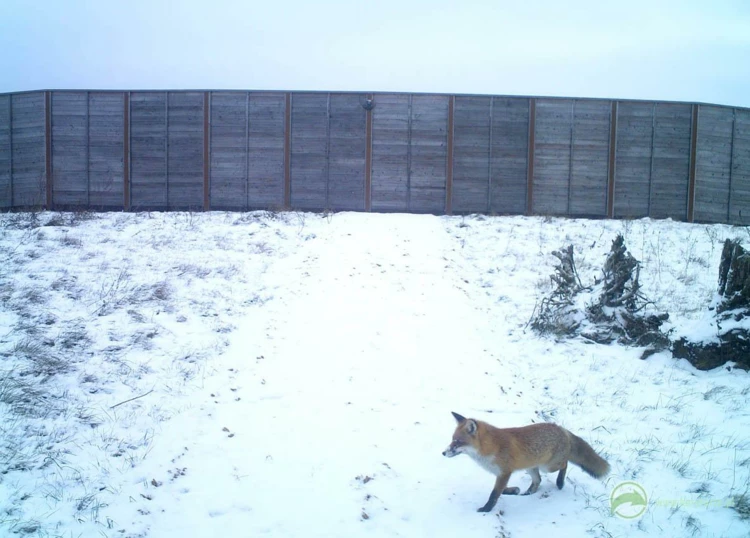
1, 210, 748, 538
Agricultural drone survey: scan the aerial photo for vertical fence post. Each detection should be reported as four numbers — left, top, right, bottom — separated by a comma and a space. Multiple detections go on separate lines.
45, 91, 53, 209
284, 92, 291, 208
607, 101, 618, 218
687, 104, 699, 222
364, 93, 373, 211
123, 92, 130, 210
203, 91, 210, 211
526, 98, 536, 215
445, 95, 455, 215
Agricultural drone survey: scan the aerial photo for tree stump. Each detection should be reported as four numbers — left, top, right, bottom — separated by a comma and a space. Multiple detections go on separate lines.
672, 239, 750, 371
717, 239, 750, 314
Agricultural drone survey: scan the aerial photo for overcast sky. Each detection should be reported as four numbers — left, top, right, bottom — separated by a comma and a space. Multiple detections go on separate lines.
1, 0, 749, 107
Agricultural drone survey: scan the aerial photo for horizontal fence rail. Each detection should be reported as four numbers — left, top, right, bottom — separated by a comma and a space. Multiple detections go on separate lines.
1, 90, 749, 224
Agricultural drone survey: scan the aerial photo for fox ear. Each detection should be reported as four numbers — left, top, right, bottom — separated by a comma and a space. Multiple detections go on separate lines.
466, 419, 477, 435
451, 411, 466, 423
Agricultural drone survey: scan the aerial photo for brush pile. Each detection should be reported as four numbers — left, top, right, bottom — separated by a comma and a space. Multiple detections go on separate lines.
531, 235, 669, 358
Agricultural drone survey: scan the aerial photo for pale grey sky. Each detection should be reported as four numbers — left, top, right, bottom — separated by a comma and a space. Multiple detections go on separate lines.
1, 0, 749, 107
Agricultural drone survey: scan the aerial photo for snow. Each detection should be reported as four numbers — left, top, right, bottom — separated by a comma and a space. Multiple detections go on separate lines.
1, 210, 749, 538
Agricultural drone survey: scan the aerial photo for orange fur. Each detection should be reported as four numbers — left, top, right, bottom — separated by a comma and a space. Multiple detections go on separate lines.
443, 412, 609, 512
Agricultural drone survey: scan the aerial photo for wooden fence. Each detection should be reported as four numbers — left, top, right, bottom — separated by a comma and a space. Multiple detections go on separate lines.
1, 90, 748, 224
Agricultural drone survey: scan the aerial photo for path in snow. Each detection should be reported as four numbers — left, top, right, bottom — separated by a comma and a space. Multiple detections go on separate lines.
118, 213, 521, 537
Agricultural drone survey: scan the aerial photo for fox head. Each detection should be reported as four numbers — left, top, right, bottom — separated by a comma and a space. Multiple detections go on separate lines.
442, 411, 478, 457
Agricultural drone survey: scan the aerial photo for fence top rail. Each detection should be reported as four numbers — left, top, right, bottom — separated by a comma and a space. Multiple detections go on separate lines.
1, 88, 747, 112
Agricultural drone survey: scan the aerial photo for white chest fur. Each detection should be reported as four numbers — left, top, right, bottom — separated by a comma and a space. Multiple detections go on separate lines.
464, 446, 502, 475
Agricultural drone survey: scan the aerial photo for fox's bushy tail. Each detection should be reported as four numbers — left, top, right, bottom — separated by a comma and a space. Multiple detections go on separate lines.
568, 433, 610, 478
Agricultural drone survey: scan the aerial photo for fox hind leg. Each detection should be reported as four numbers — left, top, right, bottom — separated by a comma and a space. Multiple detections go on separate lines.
556, 462, 567, 489
523, 468, 542, 495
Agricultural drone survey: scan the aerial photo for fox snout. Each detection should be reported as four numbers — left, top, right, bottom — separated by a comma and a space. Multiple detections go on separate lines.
443, 441, 463, 457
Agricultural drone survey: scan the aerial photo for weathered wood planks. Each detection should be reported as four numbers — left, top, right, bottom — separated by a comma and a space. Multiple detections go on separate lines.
167, 92, 203, 209
730, 108, 750, 224
452, 96, 491, 213
0, 94, 10, 208
409, 94, 448, 213
614, 102, 655, 218
89, 92, 124, 208
248, 93, 285, 209
570, 100, 610, 217
0, 90, 748, 224
695, 105, 733, 223
11, 92, 46, 206
492, 97, 529, 215
533, 99, 574, 215
210, 92, 246, 209
371, 94, 410, 212
130, 92, 168, 209
328, 94, 365, 211
290, 93, 328, 209
451, 96, 531, 215
651, 103, 691, 220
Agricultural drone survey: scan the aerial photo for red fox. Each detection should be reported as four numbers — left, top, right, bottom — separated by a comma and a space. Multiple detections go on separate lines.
443, 412, 610, 513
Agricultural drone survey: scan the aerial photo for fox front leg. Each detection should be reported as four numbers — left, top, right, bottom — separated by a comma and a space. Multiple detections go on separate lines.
478, 472, 512, 512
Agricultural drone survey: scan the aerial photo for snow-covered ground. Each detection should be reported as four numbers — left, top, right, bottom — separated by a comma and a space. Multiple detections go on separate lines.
0, 210, 748, 538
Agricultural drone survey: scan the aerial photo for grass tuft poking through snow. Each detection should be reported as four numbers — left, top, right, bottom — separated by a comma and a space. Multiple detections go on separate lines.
0, 211, 748, 538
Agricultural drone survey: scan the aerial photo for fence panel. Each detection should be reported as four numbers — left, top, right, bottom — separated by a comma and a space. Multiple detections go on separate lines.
167, 92, 203, 209
130, 92, 168, 209
533, 99, 573, 215
409, 94, 448, 213
570, 99, 610, 217
290, 93, 328, 210
614, 102, 654, 218
248, 93, 285, 209
11, 92, 46, 207
650, 103, 692, 220
89, 92, 124, 208
731, 109, 750, 224
328, 93, 366, 211
452, 96, 490, 213
694, 105, 733, 223
490, 97, 529, 215
371, 94, 410, 212
51, 92, 88, 206
209, 92, 247, 209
